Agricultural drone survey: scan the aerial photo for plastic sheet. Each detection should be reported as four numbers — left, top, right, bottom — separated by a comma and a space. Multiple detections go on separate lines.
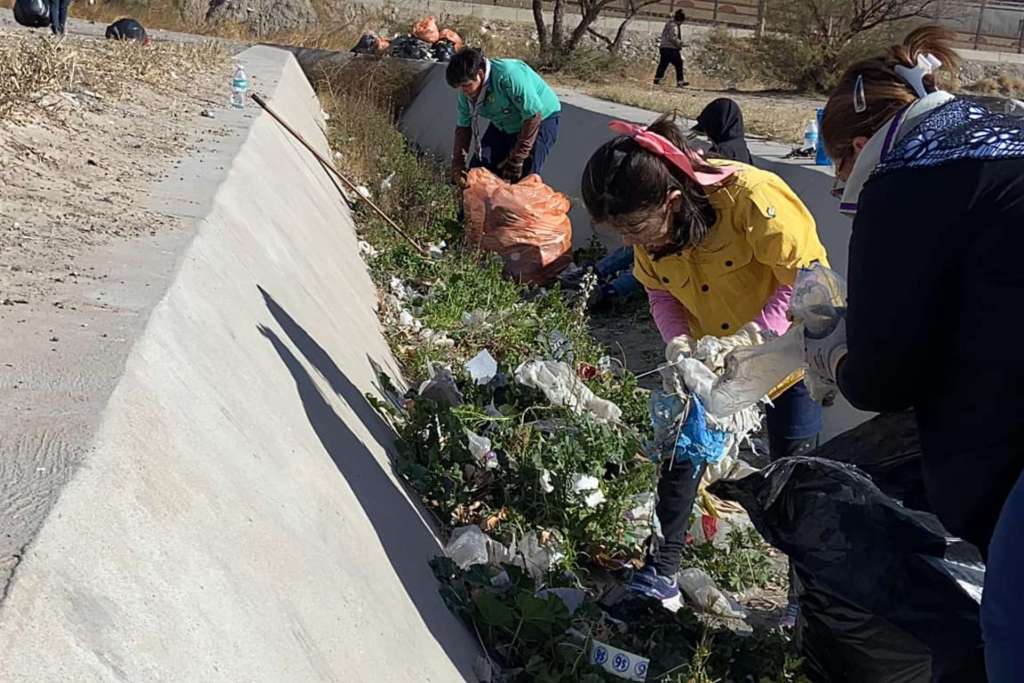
515, 360, 622, 423
710, 456, 985, 683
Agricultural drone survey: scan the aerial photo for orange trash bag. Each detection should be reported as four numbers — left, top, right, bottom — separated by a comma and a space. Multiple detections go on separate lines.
439, 28, 464, 50
412, 16, 441, 43
463, 168, 573, 286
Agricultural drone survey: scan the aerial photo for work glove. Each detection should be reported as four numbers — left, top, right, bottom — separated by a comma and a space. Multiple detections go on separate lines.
499, 158, 524, 183
451, 167, 468, 189
665, 334, 694, 367
802, 313, 843, 387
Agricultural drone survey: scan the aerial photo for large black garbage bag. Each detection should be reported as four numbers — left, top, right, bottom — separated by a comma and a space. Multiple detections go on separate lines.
351, 32, 378, 55
432, 38, 456, 62
13, 0, 49, 28
105, 18, 148, 42
814, 411, 931, 510
710, 456, 985, 683
387, 35, 433, 61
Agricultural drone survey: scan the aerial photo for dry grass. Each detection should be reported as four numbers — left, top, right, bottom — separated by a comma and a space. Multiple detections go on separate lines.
0, 30, 226, 121
969, 71, 1024, 99
552, 75, 821, 144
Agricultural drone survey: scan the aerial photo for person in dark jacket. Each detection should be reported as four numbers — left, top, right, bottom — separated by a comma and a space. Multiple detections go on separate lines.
815, 26, 1024, 681
691, 98, 754, 165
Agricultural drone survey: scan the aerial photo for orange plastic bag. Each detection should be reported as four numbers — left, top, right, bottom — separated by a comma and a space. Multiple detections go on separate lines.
463, 169, 573, 286
439, 28, 464, 50
412, 16, 441, 44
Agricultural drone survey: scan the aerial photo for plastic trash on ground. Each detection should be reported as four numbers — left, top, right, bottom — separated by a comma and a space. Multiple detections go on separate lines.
13, 0, 49, 27
105, 18, 148, 42
412, 15, 441, 43
589, 639, 650, 682
463, 169, 573, 286
444, 525, 511, 569
677, 567, 748, 619
418, 362, 463, 407
466, 349, 498, 385
515, 360, 622, 423
648, 391, 729, 475
438, 28, 464, 50
710, 456, 985, 682
466, 430, 498, 470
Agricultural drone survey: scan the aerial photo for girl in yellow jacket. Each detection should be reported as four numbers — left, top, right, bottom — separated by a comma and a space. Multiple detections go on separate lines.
581, 114, 828, 613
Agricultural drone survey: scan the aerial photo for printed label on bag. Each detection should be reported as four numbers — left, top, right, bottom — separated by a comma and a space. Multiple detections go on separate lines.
589, 639, 649, 681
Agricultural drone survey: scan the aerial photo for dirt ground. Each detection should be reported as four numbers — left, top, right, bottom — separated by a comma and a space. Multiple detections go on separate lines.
0, 28, 227, 591
0, 32, 227, 305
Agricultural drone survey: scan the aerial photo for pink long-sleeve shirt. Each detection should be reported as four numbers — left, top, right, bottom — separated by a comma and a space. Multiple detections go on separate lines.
648, 284, 794, 343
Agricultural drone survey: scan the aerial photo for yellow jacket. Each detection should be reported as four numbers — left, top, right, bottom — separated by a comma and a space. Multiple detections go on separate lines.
634, 162, 828, 338
633, 162, 828, 397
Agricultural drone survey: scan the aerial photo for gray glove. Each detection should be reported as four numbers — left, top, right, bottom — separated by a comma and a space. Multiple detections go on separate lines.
804, 311, 847, 383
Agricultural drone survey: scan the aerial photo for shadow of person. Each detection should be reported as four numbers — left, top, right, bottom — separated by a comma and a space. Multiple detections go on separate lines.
258, 286, 397, 457
257, 324, 478, 678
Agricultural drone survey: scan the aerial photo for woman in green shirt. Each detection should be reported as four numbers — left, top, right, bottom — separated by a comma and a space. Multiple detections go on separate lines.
447, 48, 561, 185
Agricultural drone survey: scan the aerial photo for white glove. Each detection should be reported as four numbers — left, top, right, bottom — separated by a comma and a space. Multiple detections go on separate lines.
804, 316, 847, 383
665, 334, 694, 366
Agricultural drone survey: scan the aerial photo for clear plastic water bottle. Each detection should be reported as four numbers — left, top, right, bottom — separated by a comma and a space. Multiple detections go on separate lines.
230, 64, 249, 109
803, 119, 819, 153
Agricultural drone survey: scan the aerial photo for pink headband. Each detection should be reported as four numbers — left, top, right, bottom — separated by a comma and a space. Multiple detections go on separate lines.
608, 120, 734, 186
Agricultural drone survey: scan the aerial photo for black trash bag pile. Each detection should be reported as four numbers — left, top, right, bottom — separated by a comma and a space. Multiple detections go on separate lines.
710, 453, 985, 683
105, 18, 148, 42
432, 39, 457, 63
387, 36, 433, 61
351, 32, 378, 55
13, 0, 49, 28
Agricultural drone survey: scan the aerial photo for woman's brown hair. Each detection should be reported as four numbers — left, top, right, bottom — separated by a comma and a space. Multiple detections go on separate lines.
581, 113, 722, 255
821, 25, 960, 164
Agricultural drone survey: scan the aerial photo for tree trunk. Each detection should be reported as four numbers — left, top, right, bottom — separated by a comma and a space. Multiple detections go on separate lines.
532, 0, 549, 54
551, 0, 567, 50
566, 8, 601, 52
610, 13, 635, 53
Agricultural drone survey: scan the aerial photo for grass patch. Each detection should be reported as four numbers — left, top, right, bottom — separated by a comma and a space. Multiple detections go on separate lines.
316, 58, 803, 681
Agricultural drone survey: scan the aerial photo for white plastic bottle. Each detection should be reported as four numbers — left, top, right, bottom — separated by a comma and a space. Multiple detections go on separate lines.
803, 119, 819, 153
230, 64, 249, 109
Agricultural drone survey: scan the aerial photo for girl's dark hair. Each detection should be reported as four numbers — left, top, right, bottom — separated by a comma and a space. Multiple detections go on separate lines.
446, 47, 486, 88
581, 113, 720, 256
673, 10, 686, 22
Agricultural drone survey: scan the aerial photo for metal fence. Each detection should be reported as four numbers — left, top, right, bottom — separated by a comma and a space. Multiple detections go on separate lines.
472, 0, 1024, 54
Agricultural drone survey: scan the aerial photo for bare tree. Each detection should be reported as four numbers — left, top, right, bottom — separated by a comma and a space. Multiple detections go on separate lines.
532, 0, 660, 61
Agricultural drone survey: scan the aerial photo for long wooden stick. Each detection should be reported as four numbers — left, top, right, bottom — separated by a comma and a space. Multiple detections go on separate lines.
251, 93, 429, 256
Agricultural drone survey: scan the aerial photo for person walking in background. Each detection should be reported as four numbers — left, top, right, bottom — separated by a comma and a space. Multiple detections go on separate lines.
692, 98, 754, 165
654, 10, 688, 88
50, 0, 71, 37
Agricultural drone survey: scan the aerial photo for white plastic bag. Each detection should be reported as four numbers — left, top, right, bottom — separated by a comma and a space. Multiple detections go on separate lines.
515, 360, 622, 423
677, 567, 748, 619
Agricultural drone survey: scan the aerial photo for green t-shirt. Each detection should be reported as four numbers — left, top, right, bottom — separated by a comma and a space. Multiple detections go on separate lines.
456, 59, 561, 134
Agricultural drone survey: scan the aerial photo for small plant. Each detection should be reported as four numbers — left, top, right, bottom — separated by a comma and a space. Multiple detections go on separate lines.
682, 527, 777, 593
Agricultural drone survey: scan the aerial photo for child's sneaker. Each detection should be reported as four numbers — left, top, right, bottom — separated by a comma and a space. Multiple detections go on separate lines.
779, 598, 800, 629
627, 565, 684, 612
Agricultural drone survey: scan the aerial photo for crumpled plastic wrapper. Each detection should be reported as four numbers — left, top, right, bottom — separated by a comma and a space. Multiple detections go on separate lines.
515, 360, 622, 423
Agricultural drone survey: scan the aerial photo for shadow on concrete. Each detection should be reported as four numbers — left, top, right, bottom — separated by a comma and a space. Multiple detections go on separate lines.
259, 286, 397, 456
256, 320, 477, 679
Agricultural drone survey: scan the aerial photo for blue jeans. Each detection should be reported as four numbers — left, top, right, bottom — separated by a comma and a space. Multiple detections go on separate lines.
765, 380, 822, 459
983, 468, 1024, 681
596, 246, 642, 298
471, 115, 560, 177
49, 0, 70, 34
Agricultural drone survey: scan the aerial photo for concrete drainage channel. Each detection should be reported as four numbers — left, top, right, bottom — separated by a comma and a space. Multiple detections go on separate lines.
0, 46, 478, 680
